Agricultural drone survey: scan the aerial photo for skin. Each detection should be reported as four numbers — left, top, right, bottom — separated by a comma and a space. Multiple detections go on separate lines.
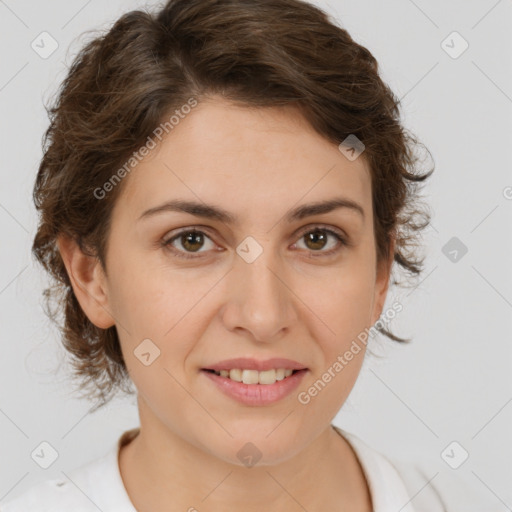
58, 96, 395, 512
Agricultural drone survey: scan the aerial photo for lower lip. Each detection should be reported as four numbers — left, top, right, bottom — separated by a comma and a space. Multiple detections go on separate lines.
201, 369, 308, 406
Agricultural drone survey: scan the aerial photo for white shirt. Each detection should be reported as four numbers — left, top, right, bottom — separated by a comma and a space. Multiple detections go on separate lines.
0, 425, 476, 511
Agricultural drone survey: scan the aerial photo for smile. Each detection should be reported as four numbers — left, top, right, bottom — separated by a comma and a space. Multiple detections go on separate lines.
206, 368, 296, 384
201, 368, 308, 406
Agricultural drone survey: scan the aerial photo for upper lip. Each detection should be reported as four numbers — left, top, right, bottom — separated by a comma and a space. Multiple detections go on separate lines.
203, 358, 307, 372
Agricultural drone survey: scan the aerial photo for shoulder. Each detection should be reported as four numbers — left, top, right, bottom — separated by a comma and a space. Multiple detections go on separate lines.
0, 471, 99, 512
335, 426, 507, 512
0, 447, 117, 512
337, 428, 420, 511
335, 426, 449, 511
1, 428, 139, 512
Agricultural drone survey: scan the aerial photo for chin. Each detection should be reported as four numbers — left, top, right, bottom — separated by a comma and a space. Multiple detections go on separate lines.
199, 429, 306, 468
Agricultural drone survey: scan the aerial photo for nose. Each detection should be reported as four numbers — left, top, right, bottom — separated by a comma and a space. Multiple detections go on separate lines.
220, 247, 298, 343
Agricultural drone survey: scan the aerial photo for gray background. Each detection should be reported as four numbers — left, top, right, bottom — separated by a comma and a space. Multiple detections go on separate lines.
0, 0, 511, 510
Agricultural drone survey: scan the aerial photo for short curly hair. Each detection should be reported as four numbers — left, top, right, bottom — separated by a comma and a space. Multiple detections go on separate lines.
32, 0, 434, 411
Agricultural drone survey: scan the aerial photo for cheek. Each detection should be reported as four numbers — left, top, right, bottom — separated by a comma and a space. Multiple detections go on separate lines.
106, 246, 184, 335
316, 286, 373, 391
294, 274, 374, 420
301, 261, 376, 345
107, 259, 217, 375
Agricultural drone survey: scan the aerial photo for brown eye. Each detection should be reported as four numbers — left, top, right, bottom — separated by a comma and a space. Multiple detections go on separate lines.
294, 226, 347, 256
303, 229, 328, 251
162, 224, 348, 261
179, 231, 205, 252
163, 229, 216, 259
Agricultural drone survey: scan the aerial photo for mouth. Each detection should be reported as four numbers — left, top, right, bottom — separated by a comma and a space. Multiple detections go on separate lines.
201, 368, 304, 385
200, 367, 308, 406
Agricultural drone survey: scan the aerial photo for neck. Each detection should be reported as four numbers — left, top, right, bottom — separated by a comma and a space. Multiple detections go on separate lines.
118, 402, 371, 511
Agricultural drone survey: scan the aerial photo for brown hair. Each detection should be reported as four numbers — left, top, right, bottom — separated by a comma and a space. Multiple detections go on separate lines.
32, 0, 434, 410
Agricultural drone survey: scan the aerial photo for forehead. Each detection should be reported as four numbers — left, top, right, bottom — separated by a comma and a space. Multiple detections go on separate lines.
116, 97, 372, 225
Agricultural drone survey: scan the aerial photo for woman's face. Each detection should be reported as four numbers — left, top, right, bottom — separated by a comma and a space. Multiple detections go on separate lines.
96, 97, 392, 464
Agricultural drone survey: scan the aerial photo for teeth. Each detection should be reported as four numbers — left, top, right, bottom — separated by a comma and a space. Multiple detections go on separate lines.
275, 368, 286, 381
229, 369, 243, 382
242, 369, 259, 384
213, 368, 297, 385
258, 369, 276, 385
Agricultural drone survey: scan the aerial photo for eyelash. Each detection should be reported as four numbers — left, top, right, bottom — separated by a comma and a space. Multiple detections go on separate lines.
161, 224, 349, 260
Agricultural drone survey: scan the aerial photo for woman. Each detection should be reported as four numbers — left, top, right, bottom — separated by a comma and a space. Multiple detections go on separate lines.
1, 0, 443, 510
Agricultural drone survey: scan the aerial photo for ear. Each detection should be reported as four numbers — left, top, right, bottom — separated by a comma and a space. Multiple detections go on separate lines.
369, 232, 396, 326
56, 234, 115, 329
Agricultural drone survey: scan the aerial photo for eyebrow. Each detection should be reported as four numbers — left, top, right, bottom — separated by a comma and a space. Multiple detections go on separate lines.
138, 197, 365, 225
